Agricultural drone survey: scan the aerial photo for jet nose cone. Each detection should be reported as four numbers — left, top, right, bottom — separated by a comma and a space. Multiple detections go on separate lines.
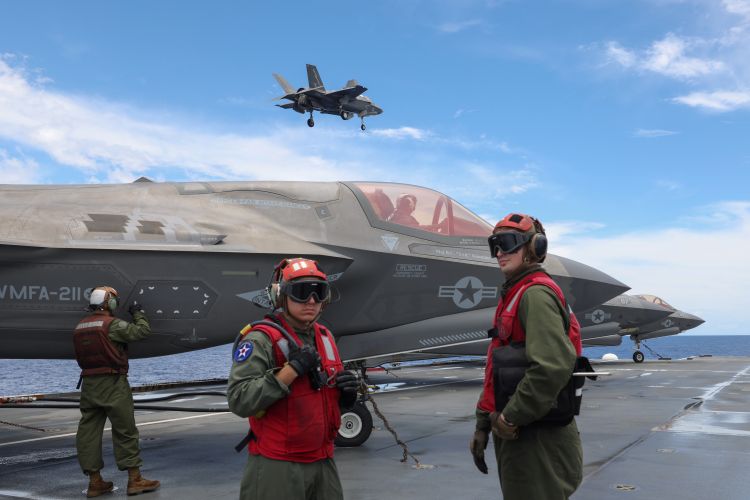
544, 254, 630, 313
680, 311, 705, 331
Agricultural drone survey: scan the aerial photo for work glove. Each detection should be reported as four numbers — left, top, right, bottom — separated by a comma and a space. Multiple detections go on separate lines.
287, 345, 320, 376
127, 302, 144, 316
490, 412, 519, 441
335, 370, 359, 409
469, 430, 489, 474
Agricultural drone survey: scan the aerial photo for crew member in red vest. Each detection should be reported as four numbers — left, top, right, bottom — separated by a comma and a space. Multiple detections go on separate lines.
470, 214, 583, 500
73, 286, 160, 497
228, 258, 358, 500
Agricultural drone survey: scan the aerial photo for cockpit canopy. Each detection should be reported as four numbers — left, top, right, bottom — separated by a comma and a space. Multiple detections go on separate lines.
349, 182, 492, 239
636, 294, 676, 312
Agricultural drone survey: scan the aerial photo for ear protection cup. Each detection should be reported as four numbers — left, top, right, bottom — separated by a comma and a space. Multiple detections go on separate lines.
527, 217, 548, 262
528, 233, 548, 261
107, 297, 118, 312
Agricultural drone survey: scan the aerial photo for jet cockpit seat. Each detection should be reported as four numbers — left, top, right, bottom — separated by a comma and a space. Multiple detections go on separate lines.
367, 188, 394, 221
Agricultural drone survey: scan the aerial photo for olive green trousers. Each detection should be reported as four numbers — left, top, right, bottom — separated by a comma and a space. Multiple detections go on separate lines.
240, 453, 344, 500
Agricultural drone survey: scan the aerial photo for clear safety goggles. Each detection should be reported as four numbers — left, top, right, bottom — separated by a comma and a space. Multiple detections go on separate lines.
282, 279, 331, 303
488, 231, 531, 257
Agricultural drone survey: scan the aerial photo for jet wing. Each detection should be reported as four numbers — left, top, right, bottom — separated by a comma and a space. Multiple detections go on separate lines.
276, 103, 296, 109
325, 85, 368, 100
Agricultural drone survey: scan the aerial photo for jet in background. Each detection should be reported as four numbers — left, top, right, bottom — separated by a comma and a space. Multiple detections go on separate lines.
273, 64, 382, 130
576, 294, 674, 347
618, 294, 705, 363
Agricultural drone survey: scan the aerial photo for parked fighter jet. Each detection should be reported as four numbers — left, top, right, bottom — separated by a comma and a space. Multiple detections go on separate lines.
619, 295, 705, 363
408, 293, 672, 359
273, 64, 382, 130
0, 179, 627, 361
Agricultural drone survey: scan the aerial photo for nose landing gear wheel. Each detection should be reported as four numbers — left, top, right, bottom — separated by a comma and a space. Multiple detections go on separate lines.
360, 123, 366, 131
633, 350, 645, 363
307, 118, 315, 127
335, 401, 373, 447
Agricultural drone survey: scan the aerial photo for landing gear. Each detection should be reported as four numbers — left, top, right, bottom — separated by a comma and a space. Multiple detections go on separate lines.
335, 401, 373, 447
307, 111, 315, 128
632, 337, 645, 363
340, 110, 353, 120
360, 117, 366, 131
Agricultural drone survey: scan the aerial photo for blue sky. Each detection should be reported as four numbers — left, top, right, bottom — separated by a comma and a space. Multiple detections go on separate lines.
1, 0, 749, 334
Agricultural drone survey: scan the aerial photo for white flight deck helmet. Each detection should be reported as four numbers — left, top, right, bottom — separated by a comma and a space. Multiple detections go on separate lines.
89, 286, 119, 312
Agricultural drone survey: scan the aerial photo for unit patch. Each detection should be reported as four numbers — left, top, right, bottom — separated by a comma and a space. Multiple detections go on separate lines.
234, 340, 254, 363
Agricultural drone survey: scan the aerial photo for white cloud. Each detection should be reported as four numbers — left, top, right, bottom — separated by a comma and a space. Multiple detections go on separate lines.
633, 128, 679, 138
724, 0, 750, 19
605, 42, 636, 68
552, 202, 750, 334
437, 19, 483, 34
642, 34, 725, 79
673, 90, 750, 111
370, 127, 432, 140
655, 179, 682, 191
0, 149, 41, 184
605, 34, 725, 80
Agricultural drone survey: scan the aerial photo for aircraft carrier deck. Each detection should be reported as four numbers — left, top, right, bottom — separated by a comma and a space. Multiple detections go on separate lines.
2, 356, 750, 499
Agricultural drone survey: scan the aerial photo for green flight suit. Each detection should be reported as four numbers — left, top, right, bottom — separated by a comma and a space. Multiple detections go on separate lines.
227, 323, 344, 500
76, 311, 150, 474
477, 266, 583, 500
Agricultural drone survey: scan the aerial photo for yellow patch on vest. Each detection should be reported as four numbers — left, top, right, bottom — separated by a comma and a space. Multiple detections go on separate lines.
239, 324, 253, 337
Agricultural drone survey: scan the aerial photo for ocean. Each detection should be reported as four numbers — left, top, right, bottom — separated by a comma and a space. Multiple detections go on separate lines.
2, 335, 749, 397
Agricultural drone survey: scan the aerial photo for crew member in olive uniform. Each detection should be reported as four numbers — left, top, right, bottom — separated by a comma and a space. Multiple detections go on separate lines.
73, 286, 161, 497
470, 214, 583, 500
228, 258, 358, 500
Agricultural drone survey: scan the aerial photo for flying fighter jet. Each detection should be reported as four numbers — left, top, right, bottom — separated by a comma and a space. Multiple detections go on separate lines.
273, 64, 382, 130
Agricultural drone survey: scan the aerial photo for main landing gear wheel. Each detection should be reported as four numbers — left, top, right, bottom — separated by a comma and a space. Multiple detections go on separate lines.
360, 123, 366, 131
335, 401, 373, 447
633, 350, 645, 363
307, 118, 315, 127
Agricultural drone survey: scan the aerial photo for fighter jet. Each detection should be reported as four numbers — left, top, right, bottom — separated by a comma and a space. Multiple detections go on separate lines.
403, 293, 671, 359
273, 64, 382, 130
619, 294, 705, 363
0, 179, 627, 362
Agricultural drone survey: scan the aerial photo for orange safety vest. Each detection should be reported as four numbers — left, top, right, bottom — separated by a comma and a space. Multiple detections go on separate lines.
478, 271, 581, 413
243, 315, 344, 462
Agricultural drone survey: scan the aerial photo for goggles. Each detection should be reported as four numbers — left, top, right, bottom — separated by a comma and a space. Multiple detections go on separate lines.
281, 279, 331, 303
488, 231, 531, 257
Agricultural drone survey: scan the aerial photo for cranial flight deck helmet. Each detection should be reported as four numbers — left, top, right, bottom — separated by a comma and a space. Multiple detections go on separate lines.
488, 213, 548, 263
267, 258, 331, 309
89, 286, 120, 312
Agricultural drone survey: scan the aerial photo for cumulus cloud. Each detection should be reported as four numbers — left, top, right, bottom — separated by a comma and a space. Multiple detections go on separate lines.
552, 202, 750, 334
633, 128, 679, 138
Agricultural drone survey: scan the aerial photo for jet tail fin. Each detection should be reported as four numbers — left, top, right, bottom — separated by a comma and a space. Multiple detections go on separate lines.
345, 79, 358, 88
306, 64, 325, 90
272, 73, 295, 95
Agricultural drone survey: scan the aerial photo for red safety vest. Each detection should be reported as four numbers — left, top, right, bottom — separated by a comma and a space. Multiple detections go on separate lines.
478, 271, 582, 413
244, 315, 344, 463
73, 312, 129, 376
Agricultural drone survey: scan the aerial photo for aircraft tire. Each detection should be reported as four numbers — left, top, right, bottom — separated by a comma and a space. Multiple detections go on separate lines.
307, 118, 315, 127
633, 350, 645, 363
360, 123, 366, 131
335, 401, 373, 447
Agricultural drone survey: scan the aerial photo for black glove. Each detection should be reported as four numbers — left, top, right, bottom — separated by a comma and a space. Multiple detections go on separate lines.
287, 345, 320, 376
469, 430, 489, 474
128, 302, 144, 316
335, 370, 359, 409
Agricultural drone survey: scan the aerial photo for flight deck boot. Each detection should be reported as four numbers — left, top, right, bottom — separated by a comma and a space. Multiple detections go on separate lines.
86, 471, 114, 498
126, 468, 160, 496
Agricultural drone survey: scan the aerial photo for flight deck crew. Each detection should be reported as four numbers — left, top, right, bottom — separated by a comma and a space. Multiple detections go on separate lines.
228, 258, 359, 500
73, 286, 160, 497
470, 214, 583, 500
